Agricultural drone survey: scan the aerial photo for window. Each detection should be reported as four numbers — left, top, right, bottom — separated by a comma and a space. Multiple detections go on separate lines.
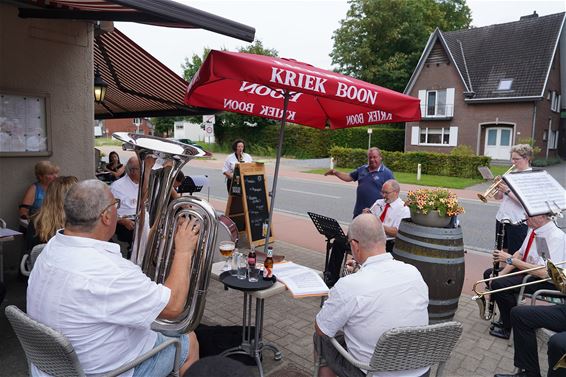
412, 126, 458, 146
497, 79, 513, 91
550, 91, 561, 113
418, 88, 454, 118
549, 130, 559, 149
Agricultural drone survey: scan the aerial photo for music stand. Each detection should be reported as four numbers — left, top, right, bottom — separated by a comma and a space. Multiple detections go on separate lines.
177, 176, 203, 195
307, 212, 348, 289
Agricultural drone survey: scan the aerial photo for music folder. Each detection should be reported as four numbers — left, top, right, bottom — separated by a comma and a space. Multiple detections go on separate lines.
503, 170, 566, 217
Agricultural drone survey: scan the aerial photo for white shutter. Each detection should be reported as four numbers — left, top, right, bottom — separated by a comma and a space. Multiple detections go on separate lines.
411, 126, 420, 145
448, 126, 458, 146
418, 90, 426, 117
446, 88, 455, 117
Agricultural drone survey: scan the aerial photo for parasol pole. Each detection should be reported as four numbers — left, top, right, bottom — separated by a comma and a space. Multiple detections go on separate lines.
264, 90, 290, 254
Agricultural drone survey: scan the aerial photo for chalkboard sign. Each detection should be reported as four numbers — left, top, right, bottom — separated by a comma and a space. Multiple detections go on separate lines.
225, 162, 274, 247
243, 174, 271, 242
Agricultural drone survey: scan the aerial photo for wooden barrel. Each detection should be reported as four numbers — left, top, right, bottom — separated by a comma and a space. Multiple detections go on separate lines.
392, 219, 465, 323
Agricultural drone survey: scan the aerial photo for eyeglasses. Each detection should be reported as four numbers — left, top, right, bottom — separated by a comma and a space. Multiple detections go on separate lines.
381, 190, 394, 195
511, 157, 524, 162
99, 198, 121, 217
347, 235, 358, 244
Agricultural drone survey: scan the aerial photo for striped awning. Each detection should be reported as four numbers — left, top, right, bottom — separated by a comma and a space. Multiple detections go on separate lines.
94, 27, 215, 119
17, 0, 255, 42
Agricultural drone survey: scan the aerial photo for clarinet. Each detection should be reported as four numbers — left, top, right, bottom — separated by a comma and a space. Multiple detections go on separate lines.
485, 219, 510, 320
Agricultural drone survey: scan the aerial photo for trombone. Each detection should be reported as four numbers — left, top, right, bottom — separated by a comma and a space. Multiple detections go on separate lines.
472, 259, 566, 320
477, 164, 515, 203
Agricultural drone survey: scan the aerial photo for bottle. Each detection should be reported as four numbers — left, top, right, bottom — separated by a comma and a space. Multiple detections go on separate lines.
262, 220, 269, 238
264, 246, 273, 278
247, 248, 256, 270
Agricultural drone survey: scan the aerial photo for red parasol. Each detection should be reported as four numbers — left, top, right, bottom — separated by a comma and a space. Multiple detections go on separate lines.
184, 50, 420, 250
185, 50, 420, 129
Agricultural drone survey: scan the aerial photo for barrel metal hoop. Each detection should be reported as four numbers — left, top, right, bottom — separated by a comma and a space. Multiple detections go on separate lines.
399, 221, 463, 240
393, 248, 465, 265
428, 311, 457, 318
428, 297, 460, 305
396, 234, 464, 253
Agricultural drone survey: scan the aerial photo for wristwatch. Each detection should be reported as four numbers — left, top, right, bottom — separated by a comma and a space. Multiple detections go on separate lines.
504, 190, 511, 196
506, 257, 513, 265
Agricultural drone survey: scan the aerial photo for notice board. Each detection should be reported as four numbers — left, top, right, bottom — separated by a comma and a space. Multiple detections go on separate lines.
225, 162, 274, 247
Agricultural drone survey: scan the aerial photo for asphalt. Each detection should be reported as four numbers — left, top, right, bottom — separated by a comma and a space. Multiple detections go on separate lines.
1, 155, 564, 377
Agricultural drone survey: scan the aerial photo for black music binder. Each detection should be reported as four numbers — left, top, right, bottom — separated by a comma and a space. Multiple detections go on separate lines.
177, 175, 206, 195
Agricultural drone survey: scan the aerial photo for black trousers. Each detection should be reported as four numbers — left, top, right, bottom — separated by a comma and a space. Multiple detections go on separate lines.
115, 223, 133, 257
485, 269, 556, 329
495, 221, 528, 253
511, 304, 566, 377
325, 238, 348, 287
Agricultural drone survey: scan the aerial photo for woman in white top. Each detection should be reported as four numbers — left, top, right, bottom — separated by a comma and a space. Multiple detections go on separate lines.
222, 139, 252, 192
493, 144, 533, 255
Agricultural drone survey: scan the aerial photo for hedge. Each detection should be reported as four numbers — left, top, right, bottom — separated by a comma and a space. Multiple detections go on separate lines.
216, 124, 405, 158
330, 146, 491, 179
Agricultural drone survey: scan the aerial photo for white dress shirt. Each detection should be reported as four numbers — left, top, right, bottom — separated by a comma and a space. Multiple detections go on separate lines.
369, 197, 411, 240
518, 221, 566, 266
110, 174, 138, 217
222, 152, 252, 175
27, 231, 170, 377
316, 253, 429, 377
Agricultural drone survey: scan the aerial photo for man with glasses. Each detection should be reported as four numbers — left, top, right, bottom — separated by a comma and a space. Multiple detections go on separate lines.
27, 179, 201, 377
110, 156, 140, 255
325, 147, 394, 218
313, 214, 429, 377
363, 179, 410, 253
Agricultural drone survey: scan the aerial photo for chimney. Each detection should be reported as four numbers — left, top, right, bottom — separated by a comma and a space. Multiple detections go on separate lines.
520, 11, 538, 20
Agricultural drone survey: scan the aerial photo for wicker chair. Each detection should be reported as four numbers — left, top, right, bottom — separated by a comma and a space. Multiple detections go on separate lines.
5, 305, 181, 377
313, 321, 463, 377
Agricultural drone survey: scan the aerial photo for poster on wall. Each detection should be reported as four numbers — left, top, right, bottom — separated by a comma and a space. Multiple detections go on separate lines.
0, 93, 48, 154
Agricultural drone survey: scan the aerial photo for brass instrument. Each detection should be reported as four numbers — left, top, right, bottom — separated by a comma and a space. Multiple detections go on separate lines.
472, 259, 566, 319
554, 353, 566, 370
477, 165, 515, 203
114, 133, 238, 336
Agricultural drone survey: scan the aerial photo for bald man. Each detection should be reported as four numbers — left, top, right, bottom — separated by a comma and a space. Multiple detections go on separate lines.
314, 214, 429, 377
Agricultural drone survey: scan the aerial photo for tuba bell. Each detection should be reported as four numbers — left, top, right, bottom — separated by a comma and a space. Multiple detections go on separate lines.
113, 133, 237, 336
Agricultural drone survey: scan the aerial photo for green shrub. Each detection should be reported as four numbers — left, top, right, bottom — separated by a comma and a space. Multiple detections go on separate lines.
450, 144, 475, 156
215, 124, 405, 159
532, 158, 562, 167
330, 146, 491, 179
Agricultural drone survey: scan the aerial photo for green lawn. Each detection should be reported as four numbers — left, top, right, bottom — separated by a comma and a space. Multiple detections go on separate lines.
304, 166, 511, 189
95, 137, 123, 147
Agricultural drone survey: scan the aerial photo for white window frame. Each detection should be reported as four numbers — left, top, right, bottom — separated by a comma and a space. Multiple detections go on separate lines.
418, 88, 454, 118
411, 126, 458, 146
550, 91, 561, 113
497, 79, 513, 91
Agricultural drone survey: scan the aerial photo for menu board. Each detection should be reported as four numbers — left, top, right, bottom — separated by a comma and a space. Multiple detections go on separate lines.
225, 162, 274, 247
0, 93, 49, 155
243, 174, 271, 243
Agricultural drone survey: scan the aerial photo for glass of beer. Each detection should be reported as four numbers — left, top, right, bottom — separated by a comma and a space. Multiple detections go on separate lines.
219, 240, 235, 271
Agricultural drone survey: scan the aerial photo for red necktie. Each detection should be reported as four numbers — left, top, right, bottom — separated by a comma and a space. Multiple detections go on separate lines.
380, 203, 390, 222
521, 230, 536, 262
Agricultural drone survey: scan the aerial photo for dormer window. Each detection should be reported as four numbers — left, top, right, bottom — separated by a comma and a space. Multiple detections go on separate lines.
497, 79, 513, 91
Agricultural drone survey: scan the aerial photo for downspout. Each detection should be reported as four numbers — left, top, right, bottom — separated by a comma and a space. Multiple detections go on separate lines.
530, 102, 537, 147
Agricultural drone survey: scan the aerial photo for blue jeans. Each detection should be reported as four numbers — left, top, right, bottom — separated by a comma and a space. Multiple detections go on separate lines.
133, 332, 190, 377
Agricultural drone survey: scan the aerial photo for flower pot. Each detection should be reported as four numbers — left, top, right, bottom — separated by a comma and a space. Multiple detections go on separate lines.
410, 209, 452, 228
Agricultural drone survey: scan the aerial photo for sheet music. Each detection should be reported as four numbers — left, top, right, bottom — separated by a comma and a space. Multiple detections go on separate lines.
273, 262, 329, 298
0, 228, 22, 238
503, 170, 566, 217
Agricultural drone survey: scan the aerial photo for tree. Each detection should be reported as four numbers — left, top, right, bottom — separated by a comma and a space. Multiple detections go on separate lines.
152, 116, 184, 137
331, 0, 472, 92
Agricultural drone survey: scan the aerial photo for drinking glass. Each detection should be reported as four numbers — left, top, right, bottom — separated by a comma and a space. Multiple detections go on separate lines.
236, 254, 247, 280
219, 241, 235, 271
248, 266, 259, 283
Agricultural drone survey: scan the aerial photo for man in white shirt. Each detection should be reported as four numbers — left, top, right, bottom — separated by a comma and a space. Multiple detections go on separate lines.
364, 179, 410, 253
487, 214, 566, 339
314, 214, 429, 377
27, 179, 200, 377
110, 156, 140, 253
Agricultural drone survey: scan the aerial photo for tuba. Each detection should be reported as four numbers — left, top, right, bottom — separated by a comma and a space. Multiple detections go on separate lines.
113, 133, 237, 336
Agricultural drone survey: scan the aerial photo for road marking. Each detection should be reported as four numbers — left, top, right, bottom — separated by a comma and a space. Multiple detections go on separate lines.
279, 188, 340, 199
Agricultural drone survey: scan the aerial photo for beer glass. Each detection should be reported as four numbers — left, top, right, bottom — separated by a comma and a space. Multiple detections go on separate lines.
219, 240, 235, 271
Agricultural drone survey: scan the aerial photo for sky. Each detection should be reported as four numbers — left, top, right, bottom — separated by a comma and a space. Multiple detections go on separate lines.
116, 0, 566, 77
